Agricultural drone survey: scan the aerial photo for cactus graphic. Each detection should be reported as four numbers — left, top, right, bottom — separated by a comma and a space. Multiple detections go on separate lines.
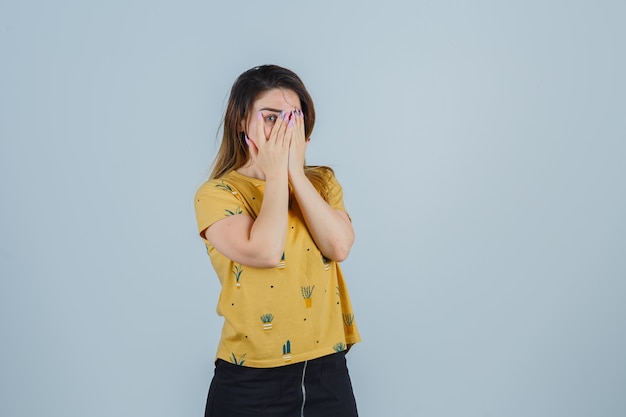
282, 340, 292, 361
260, 313, 274, 330
232, 264, 243, 288
322, 255, 331, 271
343, 313, 355, 334
230, 352, 246, 366
277, 252, 285, 269
301, 285, 315, 308
333, 342, 347, 352
215, 181, 237, 195
225, 206, 243, 216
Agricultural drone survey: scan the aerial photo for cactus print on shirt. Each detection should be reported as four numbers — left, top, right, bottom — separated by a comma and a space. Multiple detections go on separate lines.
194, 170, 361, 368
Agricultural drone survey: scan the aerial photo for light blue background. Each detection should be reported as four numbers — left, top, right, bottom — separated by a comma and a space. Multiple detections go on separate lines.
1, 1, 625, 416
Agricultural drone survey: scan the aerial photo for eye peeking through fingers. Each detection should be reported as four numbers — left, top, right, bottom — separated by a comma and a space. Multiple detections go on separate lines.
264, 114, 278, 124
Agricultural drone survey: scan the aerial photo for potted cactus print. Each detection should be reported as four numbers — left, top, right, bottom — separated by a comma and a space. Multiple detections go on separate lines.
333, 342, 347, 352
277, 252, 285, 269
343, 313, 355, 334
301, 285, 315, 308
282, 340, 292, 362
232, 264, 243, 288
260, 313, 274, 330
230, 352, 246, 366
322, 255, 331, 271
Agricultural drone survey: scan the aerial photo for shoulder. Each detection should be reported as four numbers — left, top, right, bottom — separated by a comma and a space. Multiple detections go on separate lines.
305, 165, 335, 180
195, 172, 242, 198
194, 176, 245, 215
304, 165, 347, 206
194, 173, 248, 229
304, 165, 339, 190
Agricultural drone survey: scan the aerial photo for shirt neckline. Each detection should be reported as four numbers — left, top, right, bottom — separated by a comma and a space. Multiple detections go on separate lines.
231, 169, 265, 187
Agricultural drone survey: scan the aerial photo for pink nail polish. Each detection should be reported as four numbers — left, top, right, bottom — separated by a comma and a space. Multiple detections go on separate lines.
288, 118, 294, 127
245, 134, 250, 145
258, 111, 262, 120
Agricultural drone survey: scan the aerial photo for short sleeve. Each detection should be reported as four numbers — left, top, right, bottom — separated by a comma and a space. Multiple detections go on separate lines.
194, 179, 248, 238
326, 173, 347, 212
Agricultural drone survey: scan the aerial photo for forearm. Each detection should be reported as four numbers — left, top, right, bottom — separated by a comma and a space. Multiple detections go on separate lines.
248, 175, 290, 265
289, 172, 354, 261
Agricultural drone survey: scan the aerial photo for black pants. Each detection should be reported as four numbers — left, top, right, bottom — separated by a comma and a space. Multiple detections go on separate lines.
204, 351, 358, 417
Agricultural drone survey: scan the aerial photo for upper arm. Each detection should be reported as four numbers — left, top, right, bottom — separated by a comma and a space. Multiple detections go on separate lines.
326, 175, 355, 260
195, 180, 283, 268
203, 214, 278, 268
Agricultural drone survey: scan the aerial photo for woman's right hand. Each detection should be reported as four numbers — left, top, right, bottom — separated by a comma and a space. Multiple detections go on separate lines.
204, 110, 294, 268
247, 110, 293, 181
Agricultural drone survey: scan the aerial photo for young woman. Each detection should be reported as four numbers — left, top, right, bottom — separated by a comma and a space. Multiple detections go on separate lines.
194, 64, 361, 417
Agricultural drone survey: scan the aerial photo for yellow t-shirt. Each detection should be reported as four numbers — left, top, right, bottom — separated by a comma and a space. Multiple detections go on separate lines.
194, 170, 361, 368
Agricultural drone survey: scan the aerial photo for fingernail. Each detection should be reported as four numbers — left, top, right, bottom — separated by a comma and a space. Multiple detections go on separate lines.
288, 118, 294, 127
283, 111, 288, 120
245, 134, 250, 145
257, 111, 262, 120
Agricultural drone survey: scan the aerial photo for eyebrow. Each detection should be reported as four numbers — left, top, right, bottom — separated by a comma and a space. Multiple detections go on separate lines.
259, 107, 284, 113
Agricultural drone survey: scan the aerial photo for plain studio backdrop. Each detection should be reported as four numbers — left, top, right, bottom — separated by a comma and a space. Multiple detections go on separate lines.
1, 1, 625, 416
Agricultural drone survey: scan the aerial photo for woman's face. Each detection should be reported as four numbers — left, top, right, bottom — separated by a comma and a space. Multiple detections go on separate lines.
244, 88, 302, 145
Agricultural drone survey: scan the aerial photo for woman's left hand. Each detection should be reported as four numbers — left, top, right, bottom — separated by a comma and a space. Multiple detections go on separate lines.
288, 108, 307, 179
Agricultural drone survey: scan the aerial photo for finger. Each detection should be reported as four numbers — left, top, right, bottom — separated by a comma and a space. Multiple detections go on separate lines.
253, 111, 265, 148
288, 109, 303, 145
284, 110, 297, 146
266, 111, 282, 142
285, 111, 296, 144
270, 110, 290, 145
295, 108, 305, 140
288, 110, 296, 130
246, 133, 259, 160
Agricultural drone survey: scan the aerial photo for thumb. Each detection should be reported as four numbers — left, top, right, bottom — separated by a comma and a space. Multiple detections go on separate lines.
246, 134, 259, 159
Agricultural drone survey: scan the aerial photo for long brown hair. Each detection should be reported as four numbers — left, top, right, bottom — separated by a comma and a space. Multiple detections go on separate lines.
209, 65, 334, 200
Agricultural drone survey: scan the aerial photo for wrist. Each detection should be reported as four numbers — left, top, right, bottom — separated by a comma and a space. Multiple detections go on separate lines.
262, 164, 289, 182
288, 163, 305, 177
264, 172, 289, 184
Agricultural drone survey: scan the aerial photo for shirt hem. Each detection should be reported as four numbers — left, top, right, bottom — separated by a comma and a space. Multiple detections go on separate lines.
216, 343, 360, 368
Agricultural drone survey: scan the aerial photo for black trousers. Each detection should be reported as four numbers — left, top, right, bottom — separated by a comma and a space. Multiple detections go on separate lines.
204, 351, 358, 417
